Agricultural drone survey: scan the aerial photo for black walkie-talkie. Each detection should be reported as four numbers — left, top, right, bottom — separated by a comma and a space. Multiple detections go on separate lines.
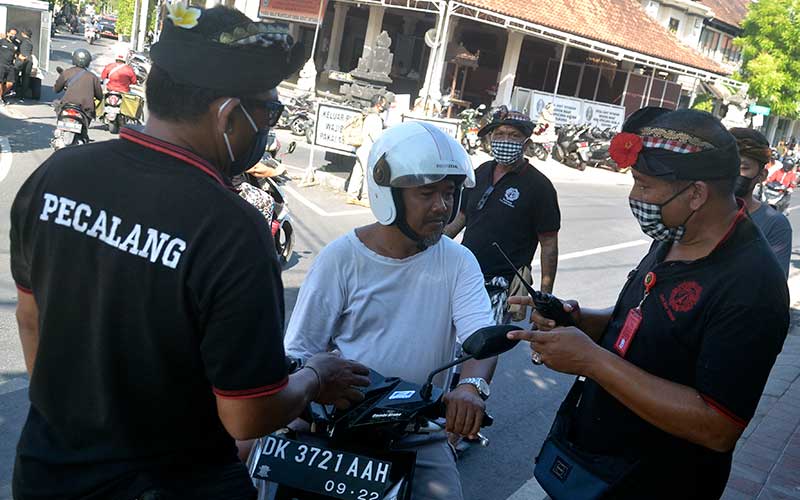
492, 242, 574, 327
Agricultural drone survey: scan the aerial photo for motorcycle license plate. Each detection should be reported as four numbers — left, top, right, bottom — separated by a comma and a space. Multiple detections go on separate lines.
252, 434, 392, 500
57, 120, 82, 133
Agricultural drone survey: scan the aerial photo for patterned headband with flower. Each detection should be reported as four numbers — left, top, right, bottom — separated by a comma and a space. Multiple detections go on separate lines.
609, 127, 715, 169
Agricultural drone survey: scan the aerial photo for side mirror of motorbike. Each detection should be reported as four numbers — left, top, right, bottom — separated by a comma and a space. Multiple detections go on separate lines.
462, 325, 521, 360
56, 66, 64, 74
287, 141, 297, 154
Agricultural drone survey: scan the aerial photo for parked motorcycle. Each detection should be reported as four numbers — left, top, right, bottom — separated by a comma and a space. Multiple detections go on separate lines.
573, 127, 618, 172
242, 135, 296, 266
278, 94, 316, 137
458, 104, 486, 155
246, 324, 520, 500
760, 181, 791, 214
527, 122, 557, 162
127, 51, 151, 84
551, 125, 585, 171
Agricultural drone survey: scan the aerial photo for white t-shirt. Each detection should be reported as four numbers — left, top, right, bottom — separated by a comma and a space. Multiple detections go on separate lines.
284, 230, 494, 386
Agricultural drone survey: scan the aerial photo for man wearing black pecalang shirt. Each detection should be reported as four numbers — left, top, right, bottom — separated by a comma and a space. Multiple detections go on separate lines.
10, 6, 369, 500
509, 108, 789, 499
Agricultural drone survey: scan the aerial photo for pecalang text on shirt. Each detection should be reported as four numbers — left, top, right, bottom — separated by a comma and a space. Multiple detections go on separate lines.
39, 192, 187, 269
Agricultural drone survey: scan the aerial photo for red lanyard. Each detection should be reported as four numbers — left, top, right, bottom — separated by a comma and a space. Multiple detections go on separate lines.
614, 272, 656, 358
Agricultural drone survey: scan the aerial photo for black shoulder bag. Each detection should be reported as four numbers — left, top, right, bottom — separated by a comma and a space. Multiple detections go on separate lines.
533, 267, 644, 499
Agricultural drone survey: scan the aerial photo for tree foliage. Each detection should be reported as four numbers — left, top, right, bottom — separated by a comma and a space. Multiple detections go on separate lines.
116, 0, 157, 39
737, 0, 800, 118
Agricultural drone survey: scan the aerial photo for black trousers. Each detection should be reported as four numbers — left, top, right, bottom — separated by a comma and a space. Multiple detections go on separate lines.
15, 59, 32, 97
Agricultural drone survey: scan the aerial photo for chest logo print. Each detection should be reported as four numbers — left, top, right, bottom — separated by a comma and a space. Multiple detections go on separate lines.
668, 281, 703, 313
500, 187, 520, 207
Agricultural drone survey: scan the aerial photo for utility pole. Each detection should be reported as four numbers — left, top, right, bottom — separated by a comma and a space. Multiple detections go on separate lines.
137, 0, 150, 50
130, 0, 141, 51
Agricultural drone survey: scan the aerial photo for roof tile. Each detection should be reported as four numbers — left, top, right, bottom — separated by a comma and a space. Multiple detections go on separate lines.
699, 0, 752, 29
459, 0, 727, 75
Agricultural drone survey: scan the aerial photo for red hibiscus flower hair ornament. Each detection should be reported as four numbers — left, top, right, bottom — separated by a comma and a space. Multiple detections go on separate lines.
609, 132, 644, 168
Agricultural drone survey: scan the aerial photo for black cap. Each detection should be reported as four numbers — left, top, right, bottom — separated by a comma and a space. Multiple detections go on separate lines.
478, 107, 534, 138
623, 107, 740, 181
150, 6, 305, 95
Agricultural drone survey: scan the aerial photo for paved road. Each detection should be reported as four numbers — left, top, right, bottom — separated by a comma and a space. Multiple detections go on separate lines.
1, 35, 800, 499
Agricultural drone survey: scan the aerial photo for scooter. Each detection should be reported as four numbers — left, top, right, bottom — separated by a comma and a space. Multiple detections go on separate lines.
760, 181, 792, 214
246, 324, 520, 500
51, 67, 91, 151
278, 94, 316, 136
527, 122, 557, 162
100, 91, 144, 134
458, 104, 486, 155
242, 136, 296, 267
84, 25, 99, 45
52, 103, 90, 150
551, 125, 585, 171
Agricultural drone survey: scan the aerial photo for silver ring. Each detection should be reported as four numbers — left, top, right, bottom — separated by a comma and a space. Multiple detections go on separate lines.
531, 351, 543, 365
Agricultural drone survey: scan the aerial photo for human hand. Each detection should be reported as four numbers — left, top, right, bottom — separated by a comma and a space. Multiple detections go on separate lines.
443, 384, 486, 439
507, 296, 581, 331
305, 352, 370, 409
507, 327, 601, 376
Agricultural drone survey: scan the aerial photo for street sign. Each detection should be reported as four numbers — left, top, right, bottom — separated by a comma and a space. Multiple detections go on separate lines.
401, 114, 460, 139
748, 104, 771, 116
313, 103, 361, 156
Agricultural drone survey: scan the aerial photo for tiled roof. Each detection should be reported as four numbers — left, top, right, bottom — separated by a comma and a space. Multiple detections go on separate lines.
459, 0, 728, 75
699, 0, 751, 29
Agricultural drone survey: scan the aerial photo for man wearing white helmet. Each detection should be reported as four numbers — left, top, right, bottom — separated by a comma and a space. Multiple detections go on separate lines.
285, 122, 497, 499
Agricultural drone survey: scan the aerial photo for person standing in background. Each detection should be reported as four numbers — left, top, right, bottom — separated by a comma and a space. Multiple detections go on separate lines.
346, 94, 386, 208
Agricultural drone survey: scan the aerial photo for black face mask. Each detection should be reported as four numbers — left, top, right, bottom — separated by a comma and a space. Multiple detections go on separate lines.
734, 174, 758, 198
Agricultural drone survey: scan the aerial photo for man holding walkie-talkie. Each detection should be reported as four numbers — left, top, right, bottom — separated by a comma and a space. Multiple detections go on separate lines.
445, 107, 561, 324
508, 108, 789, 500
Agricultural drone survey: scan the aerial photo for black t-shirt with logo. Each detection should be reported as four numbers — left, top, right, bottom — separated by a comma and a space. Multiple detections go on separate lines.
569, 208, 789, 499
10, 128, 288, 499
0, 37, 16, 65
460, 160, 561, 281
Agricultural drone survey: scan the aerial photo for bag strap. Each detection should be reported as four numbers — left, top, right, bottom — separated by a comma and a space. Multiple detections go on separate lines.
65, 68, 88, 88
107, 64, 125, 79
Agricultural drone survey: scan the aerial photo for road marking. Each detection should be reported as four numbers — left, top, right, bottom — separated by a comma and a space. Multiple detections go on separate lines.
786, 205, 800, 213
0, 136, 12, 182
505, 476, 548, 500
533, 239, 649, 268
0, 376, 29, 396
283, 185, 369, 217
0, 105, 26, 119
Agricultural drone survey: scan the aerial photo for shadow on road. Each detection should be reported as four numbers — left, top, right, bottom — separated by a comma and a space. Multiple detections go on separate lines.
4, 118, 55, 154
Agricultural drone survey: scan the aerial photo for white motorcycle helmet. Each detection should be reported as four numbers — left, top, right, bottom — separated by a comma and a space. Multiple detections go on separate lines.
367, 122, 475, 246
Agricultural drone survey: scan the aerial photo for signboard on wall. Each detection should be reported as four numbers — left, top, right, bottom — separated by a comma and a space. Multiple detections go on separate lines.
583, 102, 627, 131
401, 114, 460, 139
529, 90, 626, 131
259, 0, 328, 25
313, 103, 361, 155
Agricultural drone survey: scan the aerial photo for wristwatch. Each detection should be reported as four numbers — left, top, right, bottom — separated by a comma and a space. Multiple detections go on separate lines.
457, 377, 491, 400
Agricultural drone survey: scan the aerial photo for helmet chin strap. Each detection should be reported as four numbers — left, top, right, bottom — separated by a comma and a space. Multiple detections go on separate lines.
391, 188, 430, 251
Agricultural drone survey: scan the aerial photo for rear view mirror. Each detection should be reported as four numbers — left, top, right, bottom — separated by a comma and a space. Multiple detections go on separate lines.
287, 141, 297, 154
56, 66, 64, 74
462, 325, 520, 360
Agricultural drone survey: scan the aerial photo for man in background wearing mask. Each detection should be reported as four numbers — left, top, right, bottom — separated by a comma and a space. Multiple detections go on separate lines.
508, 108, 789, 499
347, 93, 387, 207
730, 127, 791, 277
11, 7, 368, 499
445, 107, 560, 324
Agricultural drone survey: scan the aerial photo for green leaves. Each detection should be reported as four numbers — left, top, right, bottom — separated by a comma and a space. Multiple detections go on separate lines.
739, 0, 800, 118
